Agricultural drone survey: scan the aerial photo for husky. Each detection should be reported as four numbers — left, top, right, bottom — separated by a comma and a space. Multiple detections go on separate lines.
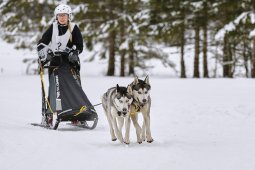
102, 84, 133, 144
130, 76, 153, 143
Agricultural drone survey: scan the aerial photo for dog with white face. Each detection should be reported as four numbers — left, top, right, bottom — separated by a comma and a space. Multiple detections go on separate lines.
130, 75, 153, 143
102, 84, 133, 144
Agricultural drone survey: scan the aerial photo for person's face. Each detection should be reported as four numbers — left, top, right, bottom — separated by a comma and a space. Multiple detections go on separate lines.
57, 13, 68, 25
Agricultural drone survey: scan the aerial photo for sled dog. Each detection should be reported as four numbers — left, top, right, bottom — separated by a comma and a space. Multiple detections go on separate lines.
130, 76, 153, 143
102, 84, 133, 144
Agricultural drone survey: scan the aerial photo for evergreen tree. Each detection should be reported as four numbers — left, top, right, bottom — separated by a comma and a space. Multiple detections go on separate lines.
1, 0, 255, 78
0, 0, 55, 49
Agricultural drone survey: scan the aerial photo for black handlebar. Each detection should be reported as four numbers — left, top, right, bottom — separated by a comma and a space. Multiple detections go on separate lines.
37, 43, 77, 68
52, 49, 74, 57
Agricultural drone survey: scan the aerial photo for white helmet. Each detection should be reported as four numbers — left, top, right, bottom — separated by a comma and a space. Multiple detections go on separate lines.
54, 4, 73, 21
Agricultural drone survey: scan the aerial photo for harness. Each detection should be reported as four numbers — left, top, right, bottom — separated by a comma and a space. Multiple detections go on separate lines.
130, 98, 147, 115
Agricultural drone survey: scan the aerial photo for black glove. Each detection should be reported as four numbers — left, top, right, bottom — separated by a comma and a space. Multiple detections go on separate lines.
68, 50, 79, 64
46, 50, 54, 61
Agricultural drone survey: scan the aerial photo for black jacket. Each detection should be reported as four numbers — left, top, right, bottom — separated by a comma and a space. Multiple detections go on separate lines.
38, 23, 83, 53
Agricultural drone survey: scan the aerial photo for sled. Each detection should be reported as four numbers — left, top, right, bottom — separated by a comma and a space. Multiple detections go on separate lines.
34, 43, 99, 130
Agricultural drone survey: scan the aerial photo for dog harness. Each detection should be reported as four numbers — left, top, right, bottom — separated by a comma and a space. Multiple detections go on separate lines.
130, 98, 147, 115
50, 22, 75, 52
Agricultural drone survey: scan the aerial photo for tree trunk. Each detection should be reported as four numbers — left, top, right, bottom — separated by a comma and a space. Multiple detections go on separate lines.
223, 35, 233, 78
120, 1, 125, 77
180, 10, 186, 78
128, 41, 135, 76
107, 28, 116, 76
193, 24, 200, 78
243, 41, 249, 78
229, 44, 234, 78
202, 1, 209, 78
251, 38, 255, 78
223, 35, 229, 77
202, 27, 209, 78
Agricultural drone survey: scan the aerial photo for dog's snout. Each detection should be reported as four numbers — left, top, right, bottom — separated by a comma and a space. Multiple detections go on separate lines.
142, 99, 147, 103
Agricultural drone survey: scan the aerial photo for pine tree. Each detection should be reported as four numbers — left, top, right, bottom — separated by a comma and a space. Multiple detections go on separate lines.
0, 0, 55, 49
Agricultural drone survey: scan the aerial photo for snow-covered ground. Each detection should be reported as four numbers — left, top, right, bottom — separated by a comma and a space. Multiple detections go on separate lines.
1, 41, 255, 170
1, 75, 255, 170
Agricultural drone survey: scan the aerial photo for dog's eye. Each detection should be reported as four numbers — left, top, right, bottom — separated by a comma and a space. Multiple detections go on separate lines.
119, 100, 123, 103
126, 100, 129, 102
145, 91, 148, 94
138, 92, 142, 94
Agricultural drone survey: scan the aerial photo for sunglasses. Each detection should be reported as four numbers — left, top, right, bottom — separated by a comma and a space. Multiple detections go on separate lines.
57, 13, 68, 17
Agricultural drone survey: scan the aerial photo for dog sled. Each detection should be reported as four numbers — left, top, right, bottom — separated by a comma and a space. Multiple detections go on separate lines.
31, 43, 98, 130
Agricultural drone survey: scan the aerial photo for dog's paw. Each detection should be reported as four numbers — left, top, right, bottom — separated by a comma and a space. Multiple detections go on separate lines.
147, 138, 154, 143
124, 139, 130, 145
112, 138, 117, 141
137, 139, 143, 144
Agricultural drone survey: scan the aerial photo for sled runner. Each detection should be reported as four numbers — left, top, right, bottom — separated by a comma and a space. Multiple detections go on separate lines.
33, 43, 98, 130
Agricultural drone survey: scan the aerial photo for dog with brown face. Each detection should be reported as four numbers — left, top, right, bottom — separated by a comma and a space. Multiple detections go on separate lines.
129, 76, 153, 144
102, 84, 133, 144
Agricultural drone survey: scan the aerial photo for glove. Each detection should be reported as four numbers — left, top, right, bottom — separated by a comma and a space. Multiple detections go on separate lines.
38, 48, 53, 62
38, 48, 46, 61
46, 50, 54, 61
68, 50, 79, 64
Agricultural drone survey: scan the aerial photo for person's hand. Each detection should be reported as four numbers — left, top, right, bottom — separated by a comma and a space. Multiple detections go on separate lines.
38, 48, 53, 62
38, 48, 46, 61
46, 50, 54, 61
68, 50, 79, 64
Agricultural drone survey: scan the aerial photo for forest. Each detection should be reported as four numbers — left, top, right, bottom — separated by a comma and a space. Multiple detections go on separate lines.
1, 0, 255, 78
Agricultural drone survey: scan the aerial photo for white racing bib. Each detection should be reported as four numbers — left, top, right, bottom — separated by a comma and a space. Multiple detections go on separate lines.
50, 22, 75, 52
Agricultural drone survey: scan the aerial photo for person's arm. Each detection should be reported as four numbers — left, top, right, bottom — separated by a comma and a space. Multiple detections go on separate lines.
72, 25, 83, 54
37, 24, 53, 51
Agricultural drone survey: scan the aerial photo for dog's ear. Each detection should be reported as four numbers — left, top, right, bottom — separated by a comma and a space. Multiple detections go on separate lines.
144, 75, 150, 85
127, 85, 132, 95
134, 75, 139, 85
116, 84, 120, 92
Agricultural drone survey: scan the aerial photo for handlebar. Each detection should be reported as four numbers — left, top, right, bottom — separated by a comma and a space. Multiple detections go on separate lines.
37, 43, 78, 68
53, 49, 74, 57
37, 43, 76, 57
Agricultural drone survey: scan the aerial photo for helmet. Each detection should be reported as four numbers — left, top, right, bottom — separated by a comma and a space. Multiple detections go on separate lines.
54, 4, 73, 21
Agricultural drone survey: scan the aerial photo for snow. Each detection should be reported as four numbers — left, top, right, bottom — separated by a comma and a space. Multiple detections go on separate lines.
250, 29, 255, 38
216, 12, 255, 39
215, 22, 235, 40
1, 40, 255, 170
0, 41, 34, 75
